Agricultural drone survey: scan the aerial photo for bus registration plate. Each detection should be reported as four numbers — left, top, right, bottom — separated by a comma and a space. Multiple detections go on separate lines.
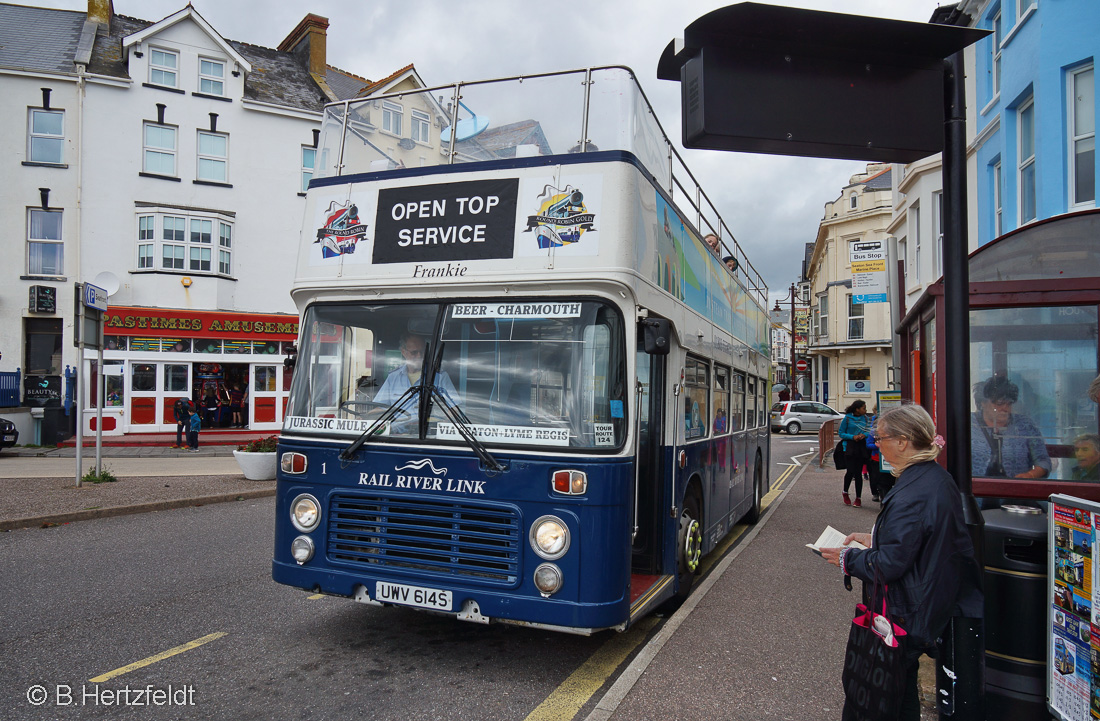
375, 581, 452, 611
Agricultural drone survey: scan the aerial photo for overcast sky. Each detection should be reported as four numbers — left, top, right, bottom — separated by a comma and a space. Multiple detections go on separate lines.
39, 0, 952, 300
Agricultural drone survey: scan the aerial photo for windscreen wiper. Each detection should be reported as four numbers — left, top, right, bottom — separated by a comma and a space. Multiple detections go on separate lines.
339, 384, 419, 462
428, 384, 506, 473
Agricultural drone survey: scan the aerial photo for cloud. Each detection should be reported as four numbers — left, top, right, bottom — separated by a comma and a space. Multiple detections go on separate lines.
37, 0, 943, 294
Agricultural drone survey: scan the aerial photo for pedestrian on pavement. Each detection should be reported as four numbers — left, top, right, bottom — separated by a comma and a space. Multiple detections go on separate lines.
173, 398, 190, 448
230, 383, 244, 427
821, 403, 983, 721
838, 399, 871, 506
864, 406, 893, 502
187, 408, 201, 451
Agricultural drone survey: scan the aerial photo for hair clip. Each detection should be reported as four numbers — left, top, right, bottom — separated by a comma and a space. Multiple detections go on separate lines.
933, 434, 946, 448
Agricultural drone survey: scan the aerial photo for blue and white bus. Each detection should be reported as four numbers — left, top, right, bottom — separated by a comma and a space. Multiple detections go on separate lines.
272, 67, 772, 634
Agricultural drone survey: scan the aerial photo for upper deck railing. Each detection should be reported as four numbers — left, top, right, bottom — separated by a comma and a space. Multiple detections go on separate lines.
313, 66, 768, 307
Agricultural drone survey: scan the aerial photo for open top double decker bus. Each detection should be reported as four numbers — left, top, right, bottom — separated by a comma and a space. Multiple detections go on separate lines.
273, 67, 772, 634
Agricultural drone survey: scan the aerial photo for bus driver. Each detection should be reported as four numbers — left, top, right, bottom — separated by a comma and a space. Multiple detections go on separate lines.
373, 333, 460, 415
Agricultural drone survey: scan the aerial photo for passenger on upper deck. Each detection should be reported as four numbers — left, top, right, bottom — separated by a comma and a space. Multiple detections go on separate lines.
703, 233, 721, 257
373, 333, 460, 415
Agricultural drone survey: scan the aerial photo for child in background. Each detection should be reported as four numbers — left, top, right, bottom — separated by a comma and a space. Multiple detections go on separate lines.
188, 407, 201, 451
1072, 434, 1100, 481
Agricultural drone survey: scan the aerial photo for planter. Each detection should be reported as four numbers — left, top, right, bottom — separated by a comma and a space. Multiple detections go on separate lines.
233, 450, 277, 481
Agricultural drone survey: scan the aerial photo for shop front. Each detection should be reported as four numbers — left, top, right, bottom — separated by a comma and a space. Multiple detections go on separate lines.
83, 306, 298, 436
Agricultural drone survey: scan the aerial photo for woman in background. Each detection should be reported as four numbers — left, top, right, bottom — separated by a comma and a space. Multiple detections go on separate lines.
838, 400, 870, 506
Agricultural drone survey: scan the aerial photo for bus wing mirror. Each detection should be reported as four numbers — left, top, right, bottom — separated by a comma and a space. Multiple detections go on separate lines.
283, 344, 298, 370
642, 318, 672, 356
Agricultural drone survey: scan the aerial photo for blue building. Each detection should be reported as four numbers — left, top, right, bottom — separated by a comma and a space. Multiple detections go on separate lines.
966, 0, 1096, 244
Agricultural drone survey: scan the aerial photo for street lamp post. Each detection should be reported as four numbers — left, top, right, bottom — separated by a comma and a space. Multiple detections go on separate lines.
774, 283, 805, 394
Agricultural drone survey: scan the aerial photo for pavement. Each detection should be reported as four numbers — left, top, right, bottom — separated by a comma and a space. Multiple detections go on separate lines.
590, 455, 940, 721
0, 442, 935, 719
0, 443, 274, 532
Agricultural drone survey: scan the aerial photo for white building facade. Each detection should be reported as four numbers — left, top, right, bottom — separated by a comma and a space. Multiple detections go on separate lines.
1, 1, 425, 438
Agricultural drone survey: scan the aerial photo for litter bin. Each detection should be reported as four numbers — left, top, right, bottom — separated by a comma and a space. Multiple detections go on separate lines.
982, 505, 1049, 721
41, 406, 73, 446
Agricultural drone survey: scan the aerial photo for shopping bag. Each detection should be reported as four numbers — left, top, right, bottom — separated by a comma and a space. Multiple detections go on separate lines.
841, 587, 908, 721
833, 440, 846, 470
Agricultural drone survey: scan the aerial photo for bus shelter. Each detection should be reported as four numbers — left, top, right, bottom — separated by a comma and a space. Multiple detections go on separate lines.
899, 208, 1100, 503
899, 208, 1100, 717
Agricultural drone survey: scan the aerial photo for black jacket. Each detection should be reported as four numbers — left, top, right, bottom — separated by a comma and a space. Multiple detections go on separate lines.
845, 460, 983, 650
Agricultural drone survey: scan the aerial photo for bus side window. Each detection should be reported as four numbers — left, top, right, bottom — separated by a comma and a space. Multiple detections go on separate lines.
731, 373, 745, 431
684, 356, 709, 440
714, 365, 730, 435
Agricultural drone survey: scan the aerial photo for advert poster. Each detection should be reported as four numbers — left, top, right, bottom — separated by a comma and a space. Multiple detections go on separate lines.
1050, 501, 1095, 720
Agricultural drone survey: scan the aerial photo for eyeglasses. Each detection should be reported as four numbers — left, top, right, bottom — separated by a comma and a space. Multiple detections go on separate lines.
403, 348, 424, 358
876, 435, 905, 443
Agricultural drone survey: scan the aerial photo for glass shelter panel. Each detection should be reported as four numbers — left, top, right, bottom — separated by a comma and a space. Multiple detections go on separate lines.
969, 306, 1098, 483
447, 72, 587, 164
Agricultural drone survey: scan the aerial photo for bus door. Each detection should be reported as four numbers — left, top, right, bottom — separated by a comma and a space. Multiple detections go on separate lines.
631, 344, 666, 574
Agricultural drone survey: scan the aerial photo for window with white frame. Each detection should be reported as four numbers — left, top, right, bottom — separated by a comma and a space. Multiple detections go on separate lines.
162, 215, 185, 269
198, 58, 225, 96
27, 209, 63, 276
411, 110, 430, 143
197, 131, 228, 182
1019, 97, 1037, 223
149, 48, 178, 88
847, 294, 865, 340
909, 202, 921, 284
139, 212, 233, 274
28, 109, 64, 164
991, 9, 1002, 98
1017, 0, 1035, 21
818, 294, 829, 339
218, 222, 232, 274
933, 191, 943, 279
993, 161, 1003, 236
138, 215, 155, 268
301, 146, 315, 193
382, 101, 403, 135
143, 122, 176, 176
849, 193, 858, 210
898, 238, 908, 284
1069, 65, 1095, 207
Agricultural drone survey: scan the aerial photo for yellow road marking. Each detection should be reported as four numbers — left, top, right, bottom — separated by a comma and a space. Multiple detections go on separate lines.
524, 617, 659, 721
761, 488, 782, 508
89, 632, 227, 683
307, 594, 325, 600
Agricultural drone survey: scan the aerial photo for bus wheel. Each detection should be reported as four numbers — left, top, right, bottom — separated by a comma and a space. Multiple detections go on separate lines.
745, 455, 764, 524
669, 491, 702, 607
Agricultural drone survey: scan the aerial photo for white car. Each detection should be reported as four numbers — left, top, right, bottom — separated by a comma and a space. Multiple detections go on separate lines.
770, 401, 843, 435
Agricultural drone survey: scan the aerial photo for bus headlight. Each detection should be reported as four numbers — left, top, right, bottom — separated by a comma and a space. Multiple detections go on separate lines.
533, 563, 563, 597
530, 515, 569, 560
291, 494, 321, 532
291, 535, 315, 565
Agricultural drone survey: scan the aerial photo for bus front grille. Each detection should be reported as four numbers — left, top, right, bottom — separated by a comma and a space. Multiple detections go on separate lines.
327, 494, 521, 585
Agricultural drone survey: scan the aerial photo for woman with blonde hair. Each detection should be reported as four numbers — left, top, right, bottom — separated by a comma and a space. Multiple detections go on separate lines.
821, 403, 983, 720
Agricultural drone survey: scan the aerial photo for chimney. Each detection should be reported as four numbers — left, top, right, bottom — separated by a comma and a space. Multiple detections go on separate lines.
87, 0, 112, 29
277, 14, 329, 78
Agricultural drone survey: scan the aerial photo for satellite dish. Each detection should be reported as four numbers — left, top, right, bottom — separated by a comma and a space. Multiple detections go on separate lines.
440, 100, 490, 143
93, 271, 121, 296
